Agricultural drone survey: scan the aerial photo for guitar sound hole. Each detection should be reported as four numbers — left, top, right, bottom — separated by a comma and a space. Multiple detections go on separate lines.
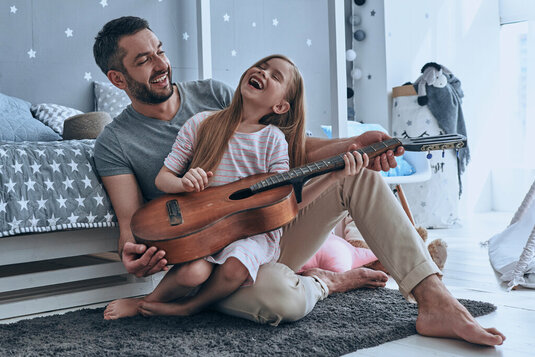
229, 188, 254, 200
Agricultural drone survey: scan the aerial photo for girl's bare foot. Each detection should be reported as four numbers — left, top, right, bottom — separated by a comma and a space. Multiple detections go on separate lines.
138, 301, 197, 317
301, 267, 388, 294
103, 297, 143, 320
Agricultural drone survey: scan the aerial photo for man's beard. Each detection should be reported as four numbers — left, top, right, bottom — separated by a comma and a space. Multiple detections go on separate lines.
124, 69, 174, 104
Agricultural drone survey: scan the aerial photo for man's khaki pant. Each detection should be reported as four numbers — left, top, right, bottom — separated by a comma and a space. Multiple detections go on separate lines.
216, 169, 440, 325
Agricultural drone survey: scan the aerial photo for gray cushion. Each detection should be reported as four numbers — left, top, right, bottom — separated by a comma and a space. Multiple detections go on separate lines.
31, 103, 83, 135
0, 93, 61, 142
63, 112, 112, 140
93, 81, 131, 119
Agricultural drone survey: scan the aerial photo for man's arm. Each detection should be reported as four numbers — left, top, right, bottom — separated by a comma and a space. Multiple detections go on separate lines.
101, 174, 168, 277
305, 131, 404, 172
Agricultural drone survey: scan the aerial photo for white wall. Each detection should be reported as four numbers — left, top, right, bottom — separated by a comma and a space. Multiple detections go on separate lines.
383, 0, 501, 216
350, 0, 389, 129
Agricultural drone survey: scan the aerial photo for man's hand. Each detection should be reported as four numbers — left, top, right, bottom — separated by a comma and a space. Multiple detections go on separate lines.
350, 131, 404, 172
122, 241, 169, 277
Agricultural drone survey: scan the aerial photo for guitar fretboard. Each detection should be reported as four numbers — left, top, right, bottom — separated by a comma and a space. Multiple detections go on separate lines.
250, 138, 401, 193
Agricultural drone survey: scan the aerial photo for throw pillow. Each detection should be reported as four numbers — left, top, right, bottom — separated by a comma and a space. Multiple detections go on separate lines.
0, 93, 61, 142
31, 103, 83, 135
93, 81, 131, 119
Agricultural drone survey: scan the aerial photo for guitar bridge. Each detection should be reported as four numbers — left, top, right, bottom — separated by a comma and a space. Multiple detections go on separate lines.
166, 199, 183, 226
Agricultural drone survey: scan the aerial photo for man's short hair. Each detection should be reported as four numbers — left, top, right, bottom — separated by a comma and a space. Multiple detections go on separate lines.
93, 16, 151, 75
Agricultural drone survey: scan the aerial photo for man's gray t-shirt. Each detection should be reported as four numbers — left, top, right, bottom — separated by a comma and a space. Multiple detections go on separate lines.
94, 79, 233, 201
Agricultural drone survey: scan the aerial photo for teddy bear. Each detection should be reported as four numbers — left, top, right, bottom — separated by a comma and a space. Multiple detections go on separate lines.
339, 214, 448, 275
297, 213, 448, 277
413, 62, 451, 106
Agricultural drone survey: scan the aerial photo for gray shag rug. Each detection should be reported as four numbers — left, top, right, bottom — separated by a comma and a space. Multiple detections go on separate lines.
0, 288, 496, 357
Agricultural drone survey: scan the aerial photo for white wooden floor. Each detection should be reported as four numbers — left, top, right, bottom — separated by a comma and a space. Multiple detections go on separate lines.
346, 211, 535, 357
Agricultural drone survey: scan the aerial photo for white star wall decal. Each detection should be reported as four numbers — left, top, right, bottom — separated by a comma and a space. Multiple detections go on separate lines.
252, 22, 256, 27
100, 0, 108, 8
65, 28, 73, 37
306, 39, 312, 47
0, 200, 7, 213
223, 13, 230, 22
27, 49, 36, 58
272, 18, 279, 26
84, 72, 92, 81
182, 32, 189, 40
231, 50, 237, 57
10, 5, 17, 14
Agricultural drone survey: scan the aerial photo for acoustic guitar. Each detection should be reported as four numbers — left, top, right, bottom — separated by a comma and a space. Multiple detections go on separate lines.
131, 134, 466, 264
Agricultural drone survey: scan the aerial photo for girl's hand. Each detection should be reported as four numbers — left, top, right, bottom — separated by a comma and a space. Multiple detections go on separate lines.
181, 167, 213, 192
331, 145, 369, 180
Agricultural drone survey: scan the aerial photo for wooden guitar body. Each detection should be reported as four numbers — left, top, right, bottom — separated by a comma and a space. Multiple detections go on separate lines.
131, 173, 297, 264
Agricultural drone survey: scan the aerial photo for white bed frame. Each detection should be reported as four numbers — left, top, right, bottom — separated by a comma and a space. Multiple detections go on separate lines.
0, 227, 161, 320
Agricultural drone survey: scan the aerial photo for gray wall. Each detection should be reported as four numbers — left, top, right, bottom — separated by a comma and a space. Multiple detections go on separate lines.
0, 0, 333, 136
0, 0, 195, 112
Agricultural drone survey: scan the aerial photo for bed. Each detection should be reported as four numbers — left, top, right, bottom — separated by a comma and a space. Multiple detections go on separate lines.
0, 90, 158, 321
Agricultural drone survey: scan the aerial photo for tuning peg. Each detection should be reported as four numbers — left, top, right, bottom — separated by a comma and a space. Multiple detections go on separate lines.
427, 150, 432, 159
442, 149, 445, 158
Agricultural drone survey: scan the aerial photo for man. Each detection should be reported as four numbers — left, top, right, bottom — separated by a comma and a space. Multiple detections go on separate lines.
93, 16, 504, 346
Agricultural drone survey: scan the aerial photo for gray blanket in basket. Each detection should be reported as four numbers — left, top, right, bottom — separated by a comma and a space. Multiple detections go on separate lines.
0, 140, 117, 238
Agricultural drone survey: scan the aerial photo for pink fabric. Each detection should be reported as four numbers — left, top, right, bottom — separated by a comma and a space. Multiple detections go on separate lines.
298, 233, 377, 273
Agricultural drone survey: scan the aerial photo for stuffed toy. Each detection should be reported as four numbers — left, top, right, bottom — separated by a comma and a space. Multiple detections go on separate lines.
413, 62, 451, 106
298, 214, 448, 275
341, 214, 448, 274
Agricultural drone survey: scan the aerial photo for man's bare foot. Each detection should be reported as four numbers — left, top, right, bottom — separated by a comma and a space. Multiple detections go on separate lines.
413, 274, 506, 346
103, 297, 143, 320
138, 300, 197, 317
301, 267, 388, 294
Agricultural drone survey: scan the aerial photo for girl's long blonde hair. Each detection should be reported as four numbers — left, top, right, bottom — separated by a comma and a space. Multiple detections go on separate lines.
188, 54, 307, 172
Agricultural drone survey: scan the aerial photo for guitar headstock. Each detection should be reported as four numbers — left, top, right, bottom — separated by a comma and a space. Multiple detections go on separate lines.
399, 134, 467, 152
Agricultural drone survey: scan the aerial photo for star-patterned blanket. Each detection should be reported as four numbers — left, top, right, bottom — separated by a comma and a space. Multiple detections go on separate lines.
0, 140, 117, 238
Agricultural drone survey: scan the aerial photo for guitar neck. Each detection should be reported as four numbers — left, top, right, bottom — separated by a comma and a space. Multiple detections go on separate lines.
250, 138, 402, 196
249, 134, 466, 202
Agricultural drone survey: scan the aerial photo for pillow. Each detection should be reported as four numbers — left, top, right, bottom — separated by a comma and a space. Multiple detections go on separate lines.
31, 103, 83, 135
320, 121, 415, 177
0, 93, 62, 142
93, 81, 131, 119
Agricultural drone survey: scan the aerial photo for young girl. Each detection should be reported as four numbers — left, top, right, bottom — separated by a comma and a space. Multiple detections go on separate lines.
103, 54, 368, 319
